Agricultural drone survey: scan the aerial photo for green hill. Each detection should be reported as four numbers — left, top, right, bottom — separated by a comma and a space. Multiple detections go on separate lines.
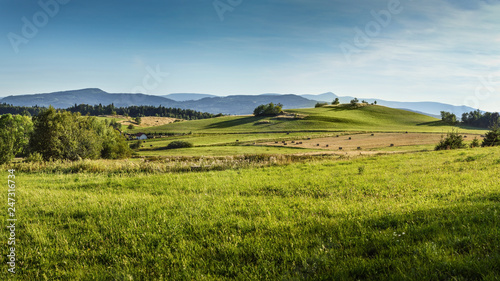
133, 105, 484, 134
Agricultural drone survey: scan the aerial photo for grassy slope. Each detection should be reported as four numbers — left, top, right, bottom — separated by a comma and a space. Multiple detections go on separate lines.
4, 147, 500, 280
130, 105, 486, 135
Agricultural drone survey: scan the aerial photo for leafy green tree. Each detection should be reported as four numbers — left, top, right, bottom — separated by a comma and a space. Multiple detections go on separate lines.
253, 103, 283, 116
332, 98, 340, 105
29, 107, 130, 161
0, 114, 33, 164
110, 119, 122, 130
128, 124, 134, 130
440, 111, 457, 125
134, 117, 142, 125
350, 98, 359, 106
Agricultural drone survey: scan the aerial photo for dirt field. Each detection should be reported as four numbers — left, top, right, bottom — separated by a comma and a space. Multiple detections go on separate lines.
112, 116, 178, 128
260, 133, 483, 151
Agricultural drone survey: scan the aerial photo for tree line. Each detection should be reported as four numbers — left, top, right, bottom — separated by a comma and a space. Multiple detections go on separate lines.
0, 103, 218, 120
0, 107, 131, 164
441, 110, 500, 128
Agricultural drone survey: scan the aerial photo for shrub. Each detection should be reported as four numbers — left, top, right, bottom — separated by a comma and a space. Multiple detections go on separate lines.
470, 138, 480, 148
129, 140, 142, 150
25, 152, 44, 163
332, 98, 340, 105
435, 130, 466, 150
166, 141, 193, 149
482, 127, 500, 147
315, 102, 328, 108
128, 124, 134, 130
350, 98, 359, 106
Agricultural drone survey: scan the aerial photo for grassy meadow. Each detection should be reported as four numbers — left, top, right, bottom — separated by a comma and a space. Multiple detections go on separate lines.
2, 105, 498, 280
129, 105, 485, 135
2, 147, 500, 280
125, 105, 487, 157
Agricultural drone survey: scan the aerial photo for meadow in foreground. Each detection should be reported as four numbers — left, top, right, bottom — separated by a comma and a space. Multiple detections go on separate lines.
2, 147, 499, 280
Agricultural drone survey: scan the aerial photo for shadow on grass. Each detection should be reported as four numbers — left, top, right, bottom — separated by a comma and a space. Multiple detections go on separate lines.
205, 116, 264, 129
417, 121, 488, 131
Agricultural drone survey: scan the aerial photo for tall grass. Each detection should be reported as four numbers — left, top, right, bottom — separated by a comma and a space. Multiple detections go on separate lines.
2, 148, 500, 280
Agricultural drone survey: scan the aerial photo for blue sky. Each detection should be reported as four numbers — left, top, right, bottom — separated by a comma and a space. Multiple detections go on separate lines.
1, 0, 499, 111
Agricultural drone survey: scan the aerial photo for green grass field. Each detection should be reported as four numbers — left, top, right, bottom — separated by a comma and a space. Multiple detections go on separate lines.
130, 105, 486, 135
3, 147, 500, 280
124, 105, 487, 157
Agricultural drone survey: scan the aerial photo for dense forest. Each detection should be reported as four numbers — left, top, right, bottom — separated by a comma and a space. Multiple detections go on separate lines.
0, 103, 218, 120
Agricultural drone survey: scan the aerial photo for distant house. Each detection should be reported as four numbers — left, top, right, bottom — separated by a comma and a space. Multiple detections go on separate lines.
136, 133, 147, 140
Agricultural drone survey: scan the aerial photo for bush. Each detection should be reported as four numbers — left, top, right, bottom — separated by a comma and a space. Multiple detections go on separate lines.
315, 102, 328, 108
129, 140, 142, 150
25, 152, 44, 163
350, 98, 359, 106
332, 98, 340, 105
435, 130, 466, 150
128, 124, 134, 130
166, 141, 193, 149
470, 138, 480, 148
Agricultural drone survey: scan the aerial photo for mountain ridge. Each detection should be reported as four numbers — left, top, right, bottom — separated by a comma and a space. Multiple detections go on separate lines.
0, 88, 482, 116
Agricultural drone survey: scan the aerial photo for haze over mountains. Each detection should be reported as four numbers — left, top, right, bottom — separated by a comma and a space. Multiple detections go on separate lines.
0, 88, 479, 117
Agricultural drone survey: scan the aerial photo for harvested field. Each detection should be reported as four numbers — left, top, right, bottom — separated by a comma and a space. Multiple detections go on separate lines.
260, 132, 483, 151
117, 116, 178, 127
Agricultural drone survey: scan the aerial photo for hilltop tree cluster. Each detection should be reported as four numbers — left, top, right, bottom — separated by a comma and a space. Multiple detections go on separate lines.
0, 103, 216, 120
0, 107, 131, 164
253, 103, 283, 116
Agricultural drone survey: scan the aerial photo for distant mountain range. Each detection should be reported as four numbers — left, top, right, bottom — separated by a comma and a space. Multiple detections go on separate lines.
0, 88, 480, 117
162, 93, 216, 101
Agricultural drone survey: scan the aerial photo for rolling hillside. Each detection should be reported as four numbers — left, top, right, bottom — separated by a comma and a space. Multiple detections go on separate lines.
133, 104, 485, 134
